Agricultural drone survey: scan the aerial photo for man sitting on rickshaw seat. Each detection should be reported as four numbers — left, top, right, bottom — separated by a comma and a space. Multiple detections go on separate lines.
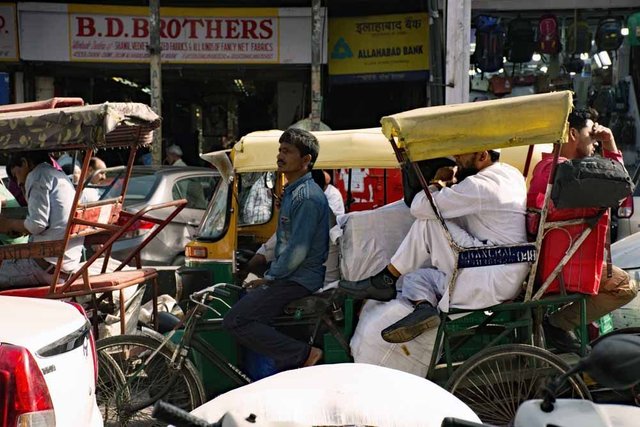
340, 149, 530, 344
0, 151, 84, 289
529, 108, 637, 354
223, 128, 330, 371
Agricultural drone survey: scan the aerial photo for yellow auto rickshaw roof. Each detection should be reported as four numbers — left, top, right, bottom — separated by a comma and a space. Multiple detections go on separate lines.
231, 128, 399, 173
381, 91, 573, 161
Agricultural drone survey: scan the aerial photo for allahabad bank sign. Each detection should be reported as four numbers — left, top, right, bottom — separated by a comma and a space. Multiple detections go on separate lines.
329, 13, 429, 83
68, 5, 278, 63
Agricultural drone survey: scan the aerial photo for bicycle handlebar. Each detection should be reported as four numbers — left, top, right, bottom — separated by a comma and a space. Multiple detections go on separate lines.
152, 400, 219, 427
191, 283, 244, 300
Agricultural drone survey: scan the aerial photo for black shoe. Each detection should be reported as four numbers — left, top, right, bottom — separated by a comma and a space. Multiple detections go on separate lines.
543, 317, 582, 354
339, 268, 398, 302
381, 302, 441, 343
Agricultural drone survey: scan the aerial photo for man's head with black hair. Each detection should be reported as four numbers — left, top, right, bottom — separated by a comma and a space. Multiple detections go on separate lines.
276, 128, 320, 183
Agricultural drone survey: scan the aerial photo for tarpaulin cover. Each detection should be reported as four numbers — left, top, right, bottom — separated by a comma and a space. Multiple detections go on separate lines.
381, 91, 572, 161
0, 102, 160, 151
231, 128, 399, 172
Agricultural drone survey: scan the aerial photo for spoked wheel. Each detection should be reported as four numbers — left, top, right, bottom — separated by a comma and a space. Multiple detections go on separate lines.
97, 350, 129, 426
97, 334, 206, 426
445, 344, 591, 426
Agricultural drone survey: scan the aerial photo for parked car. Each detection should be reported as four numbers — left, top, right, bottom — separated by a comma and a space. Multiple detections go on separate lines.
100, 165, 220, 266
0, 296, 102, 426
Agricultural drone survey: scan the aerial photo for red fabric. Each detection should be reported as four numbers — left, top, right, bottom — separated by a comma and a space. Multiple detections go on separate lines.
528, 150, 622, 295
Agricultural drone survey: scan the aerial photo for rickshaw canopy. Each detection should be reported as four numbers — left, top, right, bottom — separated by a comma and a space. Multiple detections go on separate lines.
0, 102, 160, 152
230, 128, 399, 173
380, 91, 573, 161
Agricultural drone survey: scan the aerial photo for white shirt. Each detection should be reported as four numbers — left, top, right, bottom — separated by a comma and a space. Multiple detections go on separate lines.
24, 163, 84, 272
172, 158, 187, 167
324, 184, 345, 216
411, 162, 527, 245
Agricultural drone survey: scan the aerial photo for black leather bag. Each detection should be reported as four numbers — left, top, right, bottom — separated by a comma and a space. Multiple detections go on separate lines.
551, 157, 634, 209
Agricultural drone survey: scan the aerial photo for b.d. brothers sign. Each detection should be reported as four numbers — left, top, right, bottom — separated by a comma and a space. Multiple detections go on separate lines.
18, 3, 326, 64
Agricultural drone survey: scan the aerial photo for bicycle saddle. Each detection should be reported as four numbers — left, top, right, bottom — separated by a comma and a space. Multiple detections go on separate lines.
283, 296, 330, 316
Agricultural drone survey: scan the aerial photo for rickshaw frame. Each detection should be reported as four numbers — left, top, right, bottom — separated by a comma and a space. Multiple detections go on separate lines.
0, 99, 187, 334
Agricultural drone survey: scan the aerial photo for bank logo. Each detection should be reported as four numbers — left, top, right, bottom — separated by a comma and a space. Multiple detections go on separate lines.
331, 37, 352, 59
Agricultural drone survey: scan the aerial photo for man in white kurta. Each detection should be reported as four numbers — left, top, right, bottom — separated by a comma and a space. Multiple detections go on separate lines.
341, 149, 529, 351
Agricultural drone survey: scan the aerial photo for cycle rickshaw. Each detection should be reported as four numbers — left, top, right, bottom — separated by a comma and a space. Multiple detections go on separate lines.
0, 99, 188, 334
96, 90, 620, 426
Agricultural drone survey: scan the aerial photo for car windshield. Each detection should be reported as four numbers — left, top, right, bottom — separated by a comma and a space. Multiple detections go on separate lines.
197, 178, 229, 240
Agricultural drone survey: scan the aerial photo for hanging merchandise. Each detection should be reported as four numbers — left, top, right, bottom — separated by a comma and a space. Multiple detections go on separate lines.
595, 18, 624, 52
506, 17, 535, 63
628, 11, 640, 47
566, 19, 593, 55
537, 14, 561, 54
473, 15, 506, 73
489, 75, 512, 96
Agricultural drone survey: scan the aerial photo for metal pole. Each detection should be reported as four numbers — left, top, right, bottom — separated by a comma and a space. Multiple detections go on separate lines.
445, 0, 470, 105
149, 0, 162, 165
310, 0, 322, 131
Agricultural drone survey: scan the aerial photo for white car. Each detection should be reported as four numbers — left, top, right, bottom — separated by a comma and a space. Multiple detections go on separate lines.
0, 296, 102, 426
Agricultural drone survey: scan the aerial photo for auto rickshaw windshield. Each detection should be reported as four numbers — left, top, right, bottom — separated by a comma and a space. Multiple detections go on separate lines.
197, 178, 230, 240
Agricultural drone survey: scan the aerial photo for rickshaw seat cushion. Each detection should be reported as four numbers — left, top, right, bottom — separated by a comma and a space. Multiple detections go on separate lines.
0, 268, 158, 299
284, 295, 330, 316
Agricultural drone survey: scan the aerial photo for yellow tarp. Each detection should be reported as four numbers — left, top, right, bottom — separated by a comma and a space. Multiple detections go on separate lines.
231, 128, 399, 173
381, 91, 573, 161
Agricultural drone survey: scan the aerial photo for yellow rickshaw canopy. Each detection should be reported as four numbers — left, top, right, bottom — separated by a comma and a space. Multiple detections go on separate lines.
380, 91, 573, 161
231, 128, 399, 173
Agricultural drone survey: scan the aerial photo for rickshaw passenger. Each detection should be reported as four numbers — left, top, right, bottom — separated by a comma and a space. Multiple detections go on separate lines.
223, 128, 330, 370
0, 151, 84, 288
530, 108, 637, 353
341, 149, 529, 344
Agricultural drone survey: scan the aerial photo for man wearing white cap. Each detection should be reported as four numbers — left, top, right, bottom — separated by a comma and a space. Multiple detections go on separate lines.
165, 144, 187, 166
341, 149, 529, 344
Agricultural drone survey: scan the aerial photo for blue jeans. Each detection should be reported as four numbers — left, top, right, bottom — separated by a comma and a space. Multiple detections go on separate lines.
222, 280, 312, 370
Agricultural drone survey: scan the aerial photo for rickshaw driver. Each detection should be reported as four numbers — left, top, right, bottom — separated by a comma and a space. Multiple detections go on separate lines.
341, 149, 530, 344
0, 151, 83, 288
531, 109, 637, 353
223, 128, 330, 370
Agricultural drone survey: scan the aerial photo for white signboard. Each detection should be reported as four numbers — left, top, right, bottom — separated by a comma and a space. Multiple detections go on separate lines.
18, 3, 326, 64
0, 3, 18, 61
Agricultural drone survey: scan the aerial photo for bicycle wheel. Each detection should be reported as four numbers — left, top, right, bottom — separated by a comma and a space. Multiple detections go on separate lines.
445, 344, 591, 426
97, 334, 206, 426
590, 326, 640, 348
97, 350, 128, 426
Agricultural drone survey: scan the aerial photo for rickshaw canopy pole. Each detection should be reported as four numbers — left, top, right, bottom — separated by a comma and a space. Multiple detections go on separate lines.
380, 91, 573, 161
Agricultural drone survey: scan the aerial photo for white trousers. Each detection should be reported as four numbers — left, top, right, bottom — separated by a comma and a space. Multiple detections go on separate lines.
0, 259, 59, 289
391, 218, 528, 312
